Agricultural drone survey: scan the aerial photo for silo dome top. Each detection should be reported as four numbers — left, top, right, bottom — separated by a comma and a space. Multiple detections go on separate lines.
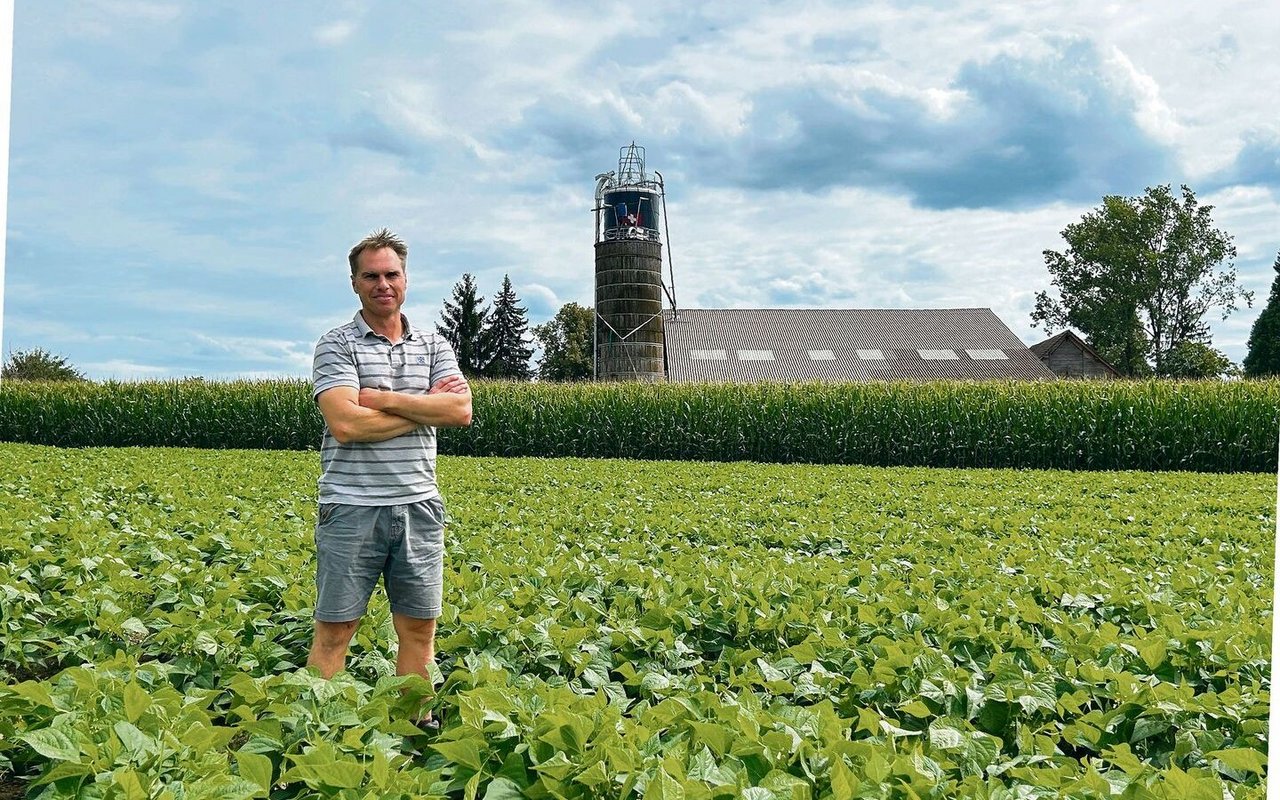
595, 142, 664, 243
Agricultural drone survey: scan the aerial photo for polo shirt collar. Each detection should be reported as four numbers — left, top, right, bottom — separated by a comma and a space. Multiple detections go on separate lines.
352, 312, 417, 341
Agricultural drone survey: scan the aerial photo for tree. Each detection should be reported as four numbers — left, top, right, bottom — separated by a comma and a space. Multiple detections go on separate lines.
1032, 184, 1252, 377
532, 302, 595, 381
1242, 251, 1280, 378
481, 274, 534, 380
1155, 341, 1236, 379
2, 348, 87, 382
437, 274, 491, 377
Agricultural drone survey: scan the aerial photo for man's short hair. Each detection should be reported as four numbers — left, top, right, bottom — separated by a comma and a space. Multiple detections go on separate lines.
349, 228, 408, 275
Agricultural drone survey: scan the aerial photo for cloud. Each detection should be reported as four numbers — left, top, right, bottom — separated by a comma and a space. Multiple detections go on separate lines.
1211, 131, 1280, 190
314, 20, 357, 46
722, 37, 1173, 208
511, 35, 1175, 210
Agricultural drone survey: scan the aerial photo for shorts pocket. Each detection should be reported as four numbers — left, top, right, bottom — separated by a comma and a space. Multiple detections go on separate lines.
318, 503, 342, 526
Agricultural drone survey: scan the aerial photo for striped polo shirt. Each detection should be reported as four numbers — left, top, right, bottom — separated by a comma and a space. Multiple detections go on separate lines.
312, 312, 463, 506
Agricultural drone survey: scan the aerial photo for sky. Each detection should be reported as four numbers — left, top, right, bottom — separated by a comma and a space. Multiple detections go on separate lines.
2, 1, 1278, 380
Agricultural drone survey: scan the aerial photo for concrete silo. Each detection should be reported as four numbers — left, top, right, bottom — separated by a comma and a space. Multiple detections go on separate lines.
593, 143, 676, 382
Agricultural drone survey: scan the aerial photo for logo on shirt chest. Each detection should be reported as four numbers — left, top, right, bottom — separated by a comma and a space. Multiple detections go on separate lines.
416, 356, 427, 364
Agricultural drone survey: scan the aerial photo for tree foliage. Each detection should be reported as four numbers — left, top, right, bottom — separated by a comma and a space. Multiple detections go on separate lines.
481, 274, 534, 380
532, 302, 594, 381
1032, 184, 1251, 377
1242, 251, 1280, 378
1155, 341, 1236, 379
2, 348, 87, 382
436, 273, 491, 377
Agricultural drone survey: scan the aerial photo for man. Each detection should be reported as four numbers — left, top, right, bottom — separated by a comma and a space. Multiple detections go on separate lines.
308, 228, 472, 699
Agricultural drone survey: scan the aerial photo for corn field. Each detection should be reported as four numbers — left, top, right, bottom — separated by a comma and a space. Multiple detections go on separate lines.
0, 378, 1276, 472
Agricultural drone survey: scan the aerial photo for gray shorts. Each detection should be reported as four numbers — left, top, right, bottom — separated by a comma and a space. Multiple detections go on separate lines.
313, 497, 446, 622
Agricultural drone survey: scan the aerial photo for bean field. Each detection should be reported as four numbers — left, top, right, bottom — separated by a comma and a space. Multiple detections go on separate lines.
0, 443, 1273, 798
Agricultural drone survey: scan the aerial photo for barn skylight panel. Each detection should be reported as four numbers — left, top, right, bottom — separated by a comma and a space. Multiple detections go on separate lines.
966, 350, 1009, 360
808, 350, 835, 360
856, 350, 884, 360
919, 350, 960, 360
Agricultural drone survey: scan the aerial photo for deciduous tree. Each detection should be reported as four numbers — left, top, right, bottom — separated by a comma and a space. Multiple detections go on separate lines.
1155, 341, 1235, 379
2, 348, 87, 382
532, 302, 594, 381
1032, 184, 1251, 377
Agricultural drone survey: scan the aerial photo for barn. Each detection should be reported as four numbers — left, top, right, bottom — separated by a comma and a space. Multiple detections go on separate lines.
662, 308, 1057, 382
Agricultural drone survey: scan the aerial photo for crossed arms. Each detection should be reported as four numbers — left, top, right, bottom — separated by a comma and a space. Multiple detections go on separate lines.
317, 375, 472, 444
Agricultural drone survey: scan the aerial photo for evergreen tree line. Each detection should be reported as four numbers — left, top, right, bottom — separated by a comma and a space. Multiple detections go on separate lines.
435, 273, 594, 382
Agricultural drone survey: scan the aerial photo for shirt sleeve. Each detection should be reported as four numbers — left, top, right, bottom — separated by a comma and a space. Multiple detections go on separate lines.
429, 334, 464, 385
312, 329, 360, 400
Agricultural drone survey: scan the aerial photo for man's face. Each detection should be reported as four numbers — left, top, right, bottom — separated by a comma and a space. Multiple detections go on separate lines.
351, 247, 407, 317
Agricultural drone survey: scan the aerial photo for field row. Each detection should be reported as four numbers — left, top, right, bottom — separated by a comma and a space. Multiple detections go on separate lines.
1, 378, 1278, 471
0, 444, 1274, 798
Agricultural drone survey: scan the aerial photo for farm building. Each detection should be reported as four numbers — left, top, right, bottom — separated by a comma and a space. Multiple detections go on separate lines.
662, 308, 1056, 382
1029, 330, 1121, 379
592, 144, 1056, 383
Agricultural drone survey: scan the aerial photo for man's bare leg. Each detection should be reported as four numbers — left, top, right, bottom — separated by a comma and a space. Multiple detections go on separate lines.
307, 619, 360, 678
393, 613, 437, 676
394, 613, 438, 724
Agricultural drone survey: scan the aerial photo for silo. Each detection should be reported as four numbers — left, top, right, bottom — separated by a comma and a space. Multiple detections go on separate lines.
593, 143, 673, 382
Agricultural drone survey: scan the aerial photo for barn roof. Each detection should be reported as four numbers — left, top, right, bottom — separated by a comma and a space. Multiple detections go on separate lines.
662, 308, 1057, 382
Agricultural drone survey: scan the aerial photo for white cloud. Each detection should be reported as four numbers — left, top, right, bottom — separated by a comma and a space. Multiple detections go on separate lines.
314, 20, 357, 46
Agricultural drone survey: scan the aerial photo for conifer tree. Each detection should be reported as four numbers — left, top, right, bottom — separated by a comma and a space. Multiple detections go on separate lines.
436, 273, 490, 376
1243, 251, 1280, 378
481, 274, 534, 380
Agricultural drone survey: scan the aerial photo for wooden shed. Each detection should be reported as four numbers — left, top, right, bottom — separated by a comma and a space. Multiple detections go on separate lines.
1028, 330, 1121, 379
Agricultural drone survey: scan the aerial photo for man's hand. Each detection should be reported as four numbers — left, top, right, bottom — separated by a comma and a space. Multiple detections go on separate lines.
429, 375, 470, 395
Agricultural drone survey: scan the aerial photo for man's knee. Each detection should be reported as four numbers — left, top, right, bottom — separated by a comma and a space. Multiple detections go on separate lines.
393, 614, 436, 643
313, 618, 360, 649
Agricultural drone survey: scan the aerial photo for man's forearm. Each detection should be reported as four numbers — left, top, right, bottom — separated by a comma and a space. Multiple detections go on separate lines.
335, 406, 420, 443
369, 390, 473, 427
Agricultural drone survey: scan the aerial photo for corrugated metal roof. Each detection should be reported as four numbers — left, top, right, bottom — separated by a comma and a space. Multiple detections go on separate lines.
663, 308, 1057, 382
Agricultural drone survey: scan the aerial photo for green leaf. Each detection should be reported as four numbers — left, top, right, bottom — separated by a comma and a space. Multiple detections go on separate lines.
123, 682, 151, 724
532, 751, 574, 781
10, 681, 57, 709
482, 777, 526, 800
235, 751, 273, 794
643, 768, 685, 800
1138, 639, 1167, 670
1206, 747, 1266, 775
113, 721, 155, 757
431, 739, 485, 772
573, 760, 612, 788
113, 767, 149, 800
900, 700, 932, 718
21, 727, 80, 761
187, 778, 266, 800
829, 756, 860, 800
688, 720, 733, 757
283, 745, 367, 790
